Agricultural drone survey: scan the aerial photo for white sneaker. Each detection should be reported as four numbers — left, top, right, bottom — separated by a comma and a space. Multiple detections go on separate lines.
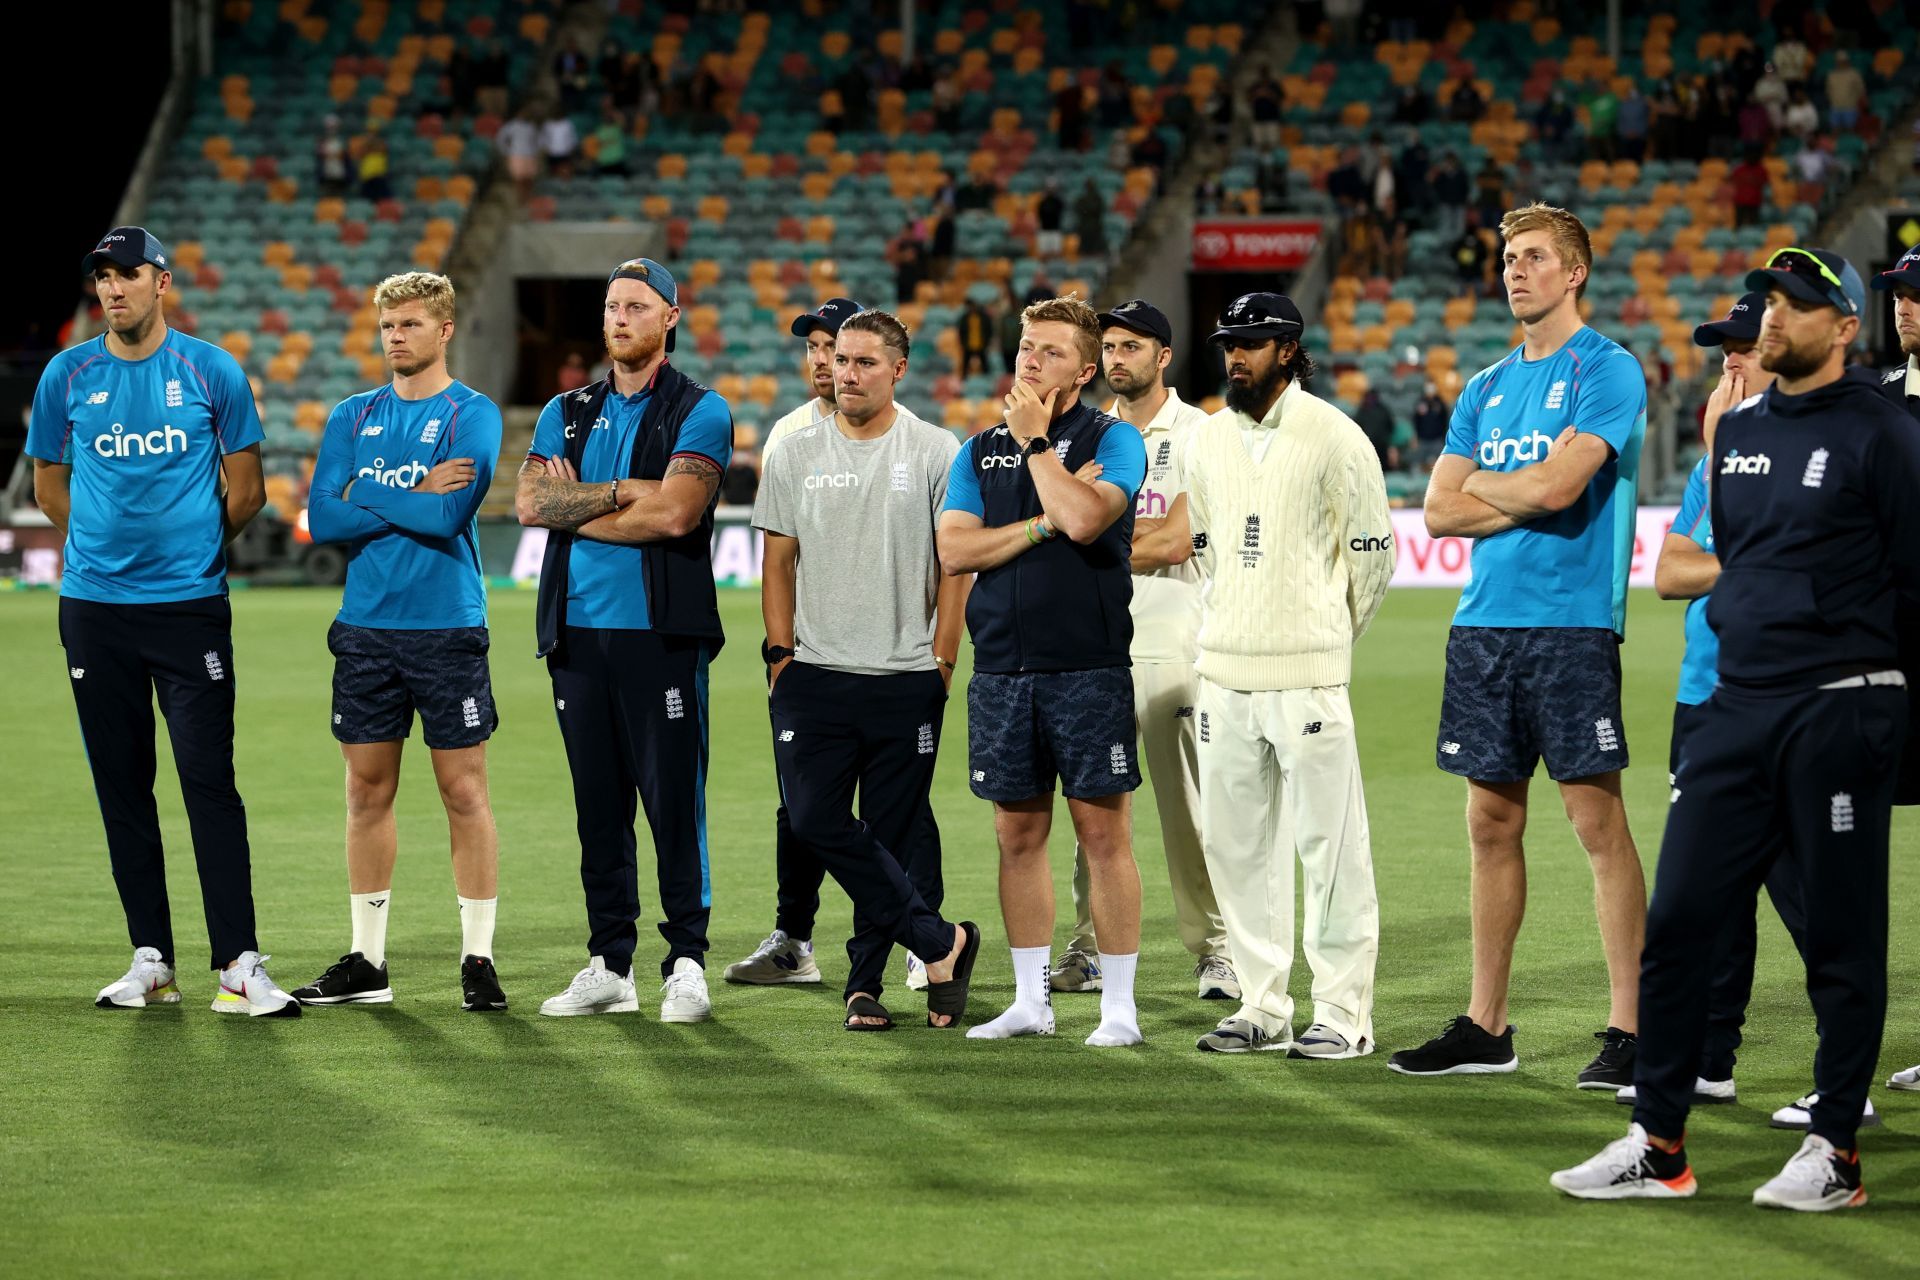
1616, 1077, 1736, 1105
1288, 1022, 1373, 1059
1195, 1016, 1290, 1053
1047, 947, 1101, 992
1194, 955, 1239, 1001
210, 952, 301, 1018
97, 946, 180, 1009
660, 957, 711, 1023
1769, 1091, 1881, 1131
905, 953, 928, 991
1887, 1064, 1920, 1091
539, 957, 638, 1017
1549, 1123, 1696, 1200
721, 930, 821, 985
1753, 1135, 1867, 1211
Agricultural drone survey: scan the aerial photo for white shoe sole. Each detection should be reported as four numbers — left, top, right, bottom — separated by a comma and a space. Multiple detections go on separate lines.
661, 1006, 711, 1023
1770, 1109, 1881, 1130
1551, 1174, 1695, 1200
1753, 1187, 1867, 1211
1388, 1058, 1519, 1076
96, 984, 181, 1009
540, 997, 639, 1016
1290, 1040, 1374, 1060
1617, 1086, 1737, 1105
211, 994, 301, 1017
296, 989, 394, 1005
1887, 1073, 1920, 1092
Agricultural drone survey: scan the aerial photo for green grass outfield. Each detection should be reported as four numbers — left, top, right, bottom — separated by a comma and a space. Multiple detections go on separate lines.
2, 586, 1915, 1279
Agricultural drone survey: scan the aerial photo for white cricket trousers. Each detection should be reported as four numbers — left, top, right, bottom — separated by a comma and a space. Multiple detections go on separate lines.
1196, 677, 1378, 1046
1071, 659, 1229, 959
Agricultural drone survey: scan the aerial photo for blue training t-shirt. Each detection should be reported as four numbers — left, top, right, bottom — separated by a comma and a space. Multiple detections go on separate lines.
307, 380, 502, 630
1443, 325, 1647, 635
528, 371, 732, 630
941, 414, 1147, 519
1671, 457, 1719, 706
26, 330, 264, 604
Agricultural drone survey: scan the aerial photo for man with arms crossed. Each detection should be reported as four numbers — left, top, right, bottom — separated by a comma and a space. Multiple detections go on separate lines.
1050, 298, 1237, 1002
294, 271, 509, 1011
756, 308, 981, 1030
938, 296, 1148, 1047
515, 257, 733, 1023
1389, 203, 1649, 1085
30, 226, 296, 1016
1143, 293, 1392, 1055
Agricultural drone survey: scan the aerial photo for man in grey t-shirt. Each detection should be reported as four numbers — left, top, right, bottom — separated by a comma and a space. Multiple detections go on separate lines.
753, 310, 981, 1030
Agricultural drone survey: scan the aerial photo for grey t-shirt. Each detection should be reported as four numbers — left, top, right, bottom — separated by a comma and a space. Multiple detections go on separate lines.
752, 406, 962, 675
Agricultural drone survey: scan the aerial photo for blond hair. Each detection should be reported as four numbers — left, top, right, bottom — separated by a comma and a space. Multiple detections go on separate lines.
373, 271, 456, 324
1498, 202, 1593, 300
1020, 294, 1101, 366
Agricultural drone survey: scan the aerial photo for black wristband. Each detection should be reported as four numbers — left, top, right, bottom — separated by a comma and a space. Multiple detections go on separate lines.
761, 640, 795, 664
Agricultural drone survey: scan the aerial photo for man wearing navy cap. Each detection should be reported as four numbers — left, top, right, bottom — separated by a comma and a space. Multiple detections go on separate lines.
28, 227, 298, 1016
515, 256, 735, 1022
1556, 247, 1920, 1210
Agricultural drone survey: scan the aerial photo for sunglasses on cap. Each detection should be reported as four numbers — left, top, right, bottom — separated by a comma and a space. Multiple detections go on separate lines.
1764, 246, 1853, 311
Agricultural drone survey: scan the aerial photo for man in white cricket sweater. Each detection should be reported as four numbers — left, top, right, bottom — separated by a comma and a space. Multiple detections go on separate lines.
1145, 292, 1393, 1055
1051, 299, 1238, 1003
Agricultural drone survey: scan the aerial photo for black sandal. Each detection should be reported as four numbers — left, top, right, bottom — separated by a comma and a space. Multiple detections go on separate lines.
844, 993, 894, 1032
925, 921, 980, 1028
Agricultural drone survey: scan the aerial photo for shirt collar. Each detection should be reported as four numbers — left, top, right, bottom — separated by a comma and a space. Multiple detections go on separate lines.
1905, 355, 1919, 400
1244, 377, 1300, 431
1104, 387, 1187, 436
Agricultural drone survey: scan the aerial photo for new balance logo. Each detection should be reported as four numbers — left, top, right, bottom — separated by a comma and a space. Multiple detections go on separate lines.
1487, 394, 1504, 408
1801, 448, 1829, 489
555, 698, 566, 711
1108, 742, 1129, 775
916, 723, 935, 755
1832, 792, 1854, 833
361, 424, 384, 437
972, 769, 987, 782
333, 713, 342, 724
1302, 722, 1322, 735
1594, 718, 1619, 752
1721, 450, 1771, 475
1884, 367, 1906, 385
1191, 531, 1208, 554
1175, 706, 1194, 718
779, 730, 795, 742
461, 696, 481, 729
85, 391, 109, 405
203, 650, 225, 681
1671, 786, 1682, 803
771, 952, 799, 971
69, 667, 85, 679
665, 687, 685, 720
1440, 740, 1461, 755
164, 379, 183, 409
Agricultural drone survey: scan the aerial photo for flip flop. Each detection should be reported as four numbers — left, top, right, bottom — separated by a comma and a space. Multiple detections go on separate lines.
925, 921, 980, 1028
844, 993, 894, 1032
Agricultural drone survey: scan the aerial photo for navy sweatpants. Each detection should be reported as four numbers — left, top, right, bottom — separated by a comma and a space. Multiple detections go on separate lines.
58, 596, 257, 971
549, 626, 712, 979
769, 662, 955, 1002
1635, 682, 1907, 1148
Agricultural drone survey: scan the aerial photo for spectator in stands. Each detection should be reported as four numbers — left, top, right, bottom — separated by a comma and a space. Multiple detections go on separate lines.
998, 288, 1024, 374
1616, 84, 1649, 163
1772, 34, 1812, 88
1023, 271, 1056, 308
1413, 381, 1449, 471
1371, 138, 1396, 214
1196, 173, 1225, 214
956, 172, 998, 213
888, 225, 926, 305
1326, 0, 1364, 51
357, 134, 393, 202
1730, 146, 1768, 228
1794, 133, 1835, 200
1737, 89, 1774, 151
1036, 182, 1066, 258
1075, 180, 1108, 259
592, 101, 629, 177
1536, 89, 1577, 165
1394, 132, 1431, 220
1339, 206, 1383, 279
1472, 159, 1508, 231
1583, 80, 1618, 162
557, 352, 589, 394
1131, 128, 1168, 176
1431, 150, 1469, 240
1380, 198, 1412, 280
927, 207, 956, 280
1328, 146, 1367, 211
1098, 60, 1135, 129
1752, 62, 1788, 128
1248, 66, 1283, 150
835, 60, 872, 132
1827, 51, 1865, 131
315, 114, 350, 197
1255, 156, 1289, 213
1648, 79, 1683, 161
555, 36, 592, 113
957, 298, 992, 377
1452, 210, 1491, 297
449, 42, 477, 117
691, 57, 727, 133
1447, 74, 1485, 124
1782, 86, 1819, 140
900, 54, 933, 93
1355, 389, 1400, 471
932, 66, 962, 133
476, 39, 510, 119
498, 108, 541, 202
1163, 85, 1197, 140
541, 106, 579, 179
1391, 83, 1432, 126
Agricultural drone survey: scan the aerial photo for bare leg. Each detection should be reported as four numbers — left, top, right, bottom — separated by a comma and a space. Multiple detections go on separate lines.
343, 741, 404, 893
1559, 771, 1644, 1033
1068, 793, 1139, 953
1466, 778, 1529, 1034
993, 797, 1055, 948
429, 743, 498, 899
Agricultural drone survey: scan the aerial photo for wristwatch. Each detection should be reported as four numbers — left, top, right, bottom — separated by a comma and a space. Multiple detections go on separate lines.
1022, 434, 1053, 457
761, 640, 796, 664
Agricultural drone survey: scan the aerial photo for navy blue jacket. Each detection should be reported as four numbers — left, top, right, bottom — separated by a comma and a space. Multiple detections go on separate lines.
1708, 367, 1920, 693
963, 402, 1136, 674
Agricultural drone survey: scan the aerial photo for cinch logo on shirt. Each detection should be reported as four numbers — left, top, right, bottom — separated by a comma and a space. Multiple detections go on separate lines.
357, 456, 430, 487
981, 453, 1024, 469
1137, 486, 1170, 518
1349, 532, 1393, 552
804, 469, 860, 490
1721, 450, 1771, 476
94, 422, 187, 458
564, 415, 611, 440
1477, 426, 1556, 468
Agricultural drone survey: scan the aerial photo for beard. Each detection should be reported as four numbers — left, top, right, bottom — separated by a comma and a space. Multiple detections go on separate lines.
388, 350, 434, 377
1106, 366, 1137, 391
106, 301, 159, 342
605, 324, 664, 367
1900, 329, 1920, 358
1224, 362, 1284, 417
1759, 336, 1828, 381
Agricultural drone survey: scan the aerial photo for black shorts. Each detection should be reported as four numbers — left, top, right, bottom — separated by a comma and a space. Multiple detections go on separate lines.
966, 667, 1140, 802
1436, 625, 1627, 783
329, 621, 497, 750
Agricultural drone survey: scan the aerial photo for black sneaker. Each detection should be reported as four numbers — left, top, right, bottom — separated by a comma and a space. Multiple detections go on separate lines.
290, 952, 392, 1005
1388, 1015, 1518, 1075
1577, 1026, 1638, 1090
461, 954, 508, 1011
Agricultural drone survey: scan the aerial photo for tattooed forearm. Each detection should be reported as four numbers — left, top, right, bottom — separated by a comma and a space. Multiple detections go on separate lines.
663, 454, 723, 505
514, 458, 616, 530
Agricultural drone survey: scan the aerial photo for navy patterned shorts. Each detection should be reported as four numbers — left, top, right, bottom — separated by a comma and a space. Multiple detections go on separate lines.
966, 667, 1141, 802
329, 622, 497, 750
1436, 626, 1627, 782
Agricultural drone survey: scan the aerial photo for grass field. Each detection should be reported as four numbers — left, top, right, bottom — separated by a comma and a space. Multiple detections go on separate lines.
2, 585, 1916, 1278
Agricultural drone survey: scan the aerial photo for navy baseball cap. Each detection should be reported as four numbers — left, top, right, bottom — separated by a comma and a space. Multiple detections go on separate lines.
1692, 291, 1767, 347
1745, 246, 1864, 318
82, 226, 169, 276
607, 256, 678, 350
790, 297, 865, 338
1872, 243, 1920, 292
1208, 292, 1304, 345
1096, 298, 1173, 346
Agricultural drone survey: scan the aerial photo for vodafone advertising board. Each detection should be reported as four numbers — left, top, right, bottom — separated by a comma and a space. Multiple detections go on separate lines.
1191, 218, 1322, 271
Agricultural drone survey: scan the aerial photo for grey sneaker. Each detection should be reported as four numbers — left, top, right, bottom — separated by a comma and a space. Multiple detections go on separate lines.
721, 930, 822, 985
1048, 946, 1102, 993
1195, 1016, 1290, 1053
1288, 1022, 1370, 1059
1194, 955, 1239, 1001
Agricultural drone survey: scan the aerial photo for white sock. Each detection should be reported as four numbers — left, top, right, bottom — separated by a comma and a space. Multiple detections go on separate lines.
1087, 951, 1142, 1047
458, 896, 496, 960
967, 946, 1055, 1040
350, 890, 391, 967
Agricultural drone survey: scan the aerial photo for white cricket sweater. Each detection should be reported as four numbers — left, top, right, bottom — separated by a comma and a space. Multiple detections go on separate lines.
1180, 378, 1395, 691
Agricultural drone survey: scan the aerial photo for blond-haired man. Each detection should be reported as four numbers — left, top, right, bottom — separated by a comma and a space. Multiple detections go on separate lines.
298, 270, 509, 1011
